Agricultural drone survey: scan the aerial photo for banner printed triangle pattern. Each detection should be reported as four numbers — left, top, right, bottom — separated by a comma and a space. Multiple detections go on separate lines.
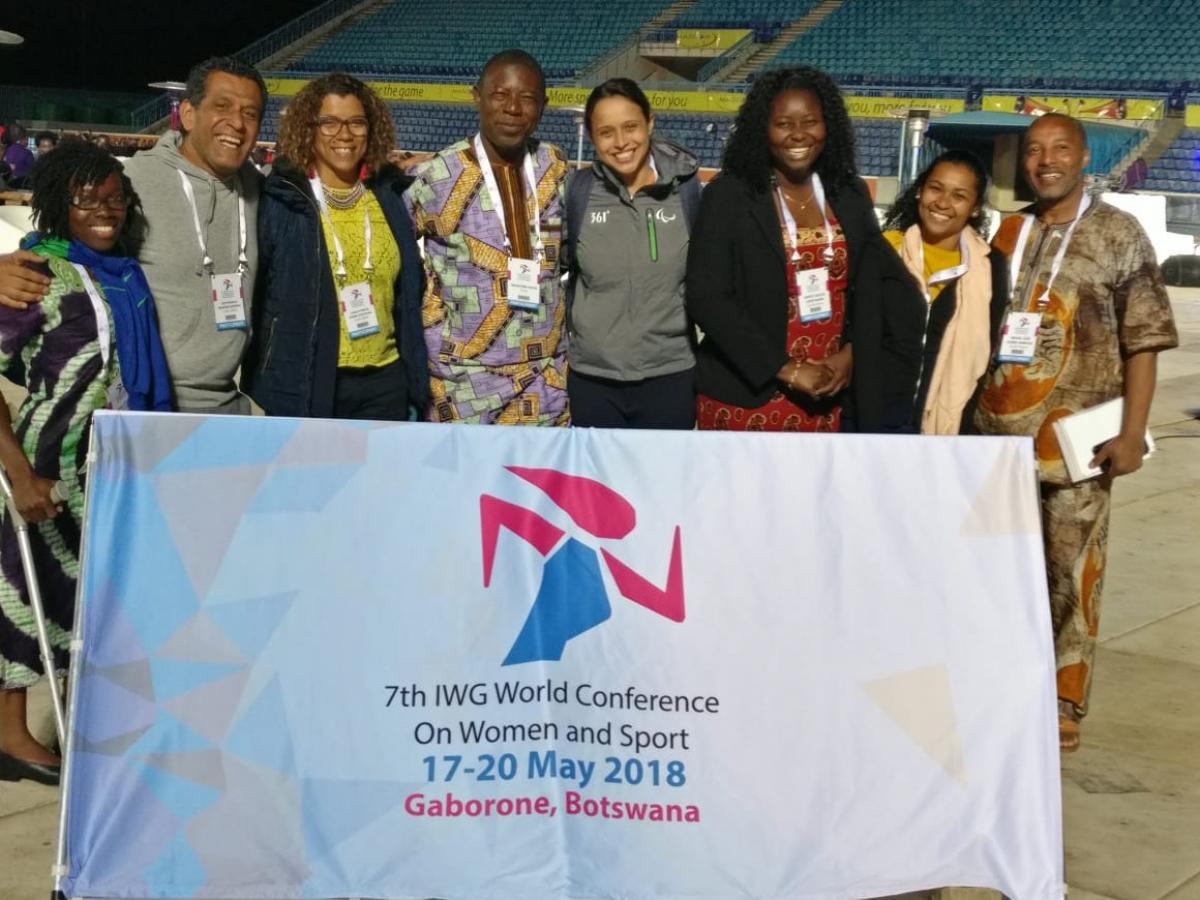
153, 465, 271, 602
861, 664, 967, 786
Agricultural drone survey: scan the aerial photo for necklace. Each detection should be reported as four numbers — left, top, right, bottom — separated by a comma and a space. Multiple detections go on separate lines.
322, 180, 365, 210
781, 186, 815, 211
771, 174, 815, 211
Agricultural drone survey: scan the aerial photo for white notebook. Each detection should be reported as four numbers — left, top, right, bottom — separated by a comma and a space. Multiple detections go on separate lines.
1052, 398, 1155, 483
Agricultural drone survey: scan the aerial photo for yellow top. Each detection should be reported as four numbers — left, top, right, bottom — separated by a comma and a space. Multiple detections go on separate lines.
319, 186, 402, 368
884, 229, 962, 302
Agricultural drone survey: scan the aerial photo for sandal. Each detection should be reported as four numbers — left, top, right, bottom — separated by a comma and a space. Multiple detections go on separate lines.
1059, 717, 1080, 753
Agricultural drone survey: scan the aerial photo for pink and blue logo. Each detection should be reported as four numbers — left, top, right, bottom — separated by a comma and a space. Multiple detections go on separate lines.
481, 466, 684, 666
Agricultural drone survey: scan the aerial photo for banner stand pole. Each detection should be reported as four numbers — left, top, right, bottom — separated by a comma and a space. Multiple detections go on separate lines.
51, 425, 101, 899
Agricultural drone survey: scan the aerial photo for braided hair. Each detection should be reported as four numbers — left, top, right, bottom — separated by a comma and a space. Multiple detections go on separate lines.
29, 139, 141, 245
722, 67, 857, 196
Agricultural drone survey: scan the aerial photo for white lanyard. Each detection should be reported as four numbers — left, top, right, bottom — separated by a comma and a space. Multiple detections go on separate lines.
473, 133, 543, 261
309, 176, 373, 282
920, 232, 970, 303
775, 171, 835, 264
177, 169, 247, 275
1009, 193, 1091, 309
72, 264, 111, 367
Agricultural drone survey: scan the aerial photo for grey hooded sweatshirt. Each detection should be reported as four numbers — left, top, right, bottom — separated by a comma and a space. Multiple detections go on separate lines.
569, 140, 698, 381
123, 132, 260, 413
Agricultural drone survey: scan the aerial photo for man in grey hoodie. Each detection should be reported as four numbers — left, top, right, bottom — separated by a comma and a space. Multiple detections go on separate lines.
0, 57, 266, 414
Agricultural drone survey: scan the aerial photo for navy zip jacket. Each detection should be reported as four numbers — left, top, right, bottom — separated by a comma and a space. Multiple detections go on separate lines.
244, 157, 429, 417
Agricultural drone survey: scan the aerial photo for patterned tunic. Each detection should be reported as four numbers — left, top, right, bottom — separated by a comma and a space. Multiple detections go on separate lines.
405, 139, 570, 425
1, 256, 119, 688
977, 201, 1178, 484
976, 200, 1178, 720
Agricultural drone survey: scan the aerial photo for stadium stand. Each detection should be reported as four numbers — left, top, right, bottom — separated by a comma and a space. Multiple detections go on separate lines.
294, 0, 672, 79
667, 0, 821, 41
772, 0, 1200, 89
1142, 130, 1200, 193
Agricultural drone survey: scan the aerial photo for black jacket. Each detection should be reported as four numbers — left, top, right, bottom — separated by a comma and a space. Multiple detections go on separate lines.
686, 172, 926, 432
243, 158, 429, 417
911, 251, 1009, 434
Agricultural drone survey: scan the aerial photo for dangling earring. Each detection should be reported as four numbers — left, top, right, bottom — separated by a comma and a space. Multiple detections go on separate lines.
358, 162, 369, 182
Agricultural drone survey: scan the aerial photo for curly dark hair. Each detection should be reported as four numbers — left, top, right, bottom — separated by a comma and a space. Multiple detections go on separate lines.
29, 139, 141, 246
276, 72, 396, 177
882, 149, 990, 238
721, 66, 857, 196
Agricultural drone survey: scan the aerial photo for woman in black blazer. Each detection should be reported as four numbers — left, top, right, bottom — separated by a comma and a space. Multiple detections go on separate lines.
686, 67, 925, 432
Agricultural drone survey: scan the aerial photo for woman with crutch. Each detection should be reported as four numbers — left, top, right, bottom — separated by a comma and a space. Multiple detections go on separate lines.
0, 140, 171, 784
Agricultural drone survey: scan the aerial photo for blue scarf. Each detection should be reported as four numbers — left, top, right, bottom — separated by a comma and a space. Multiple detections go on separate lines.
22, 233, 173, 411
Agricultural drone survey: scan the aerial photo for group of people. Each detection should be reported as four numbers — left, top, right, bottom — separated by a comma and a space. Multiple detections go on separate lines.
0, 50, 1178, 784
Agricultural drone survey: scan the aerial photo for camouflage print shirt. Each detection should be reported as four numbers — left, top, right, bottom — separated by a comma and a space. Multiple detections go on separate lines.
976, 200, 1178, 484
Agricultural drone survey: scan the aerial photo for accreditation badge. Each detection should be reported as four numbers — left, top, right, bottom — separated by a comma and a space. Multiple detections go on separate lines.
795, 266, 833, 322
340, 281, 382, 339
997, 311, 1041, 365
506, 257, 541, 310
211, 272, 248, 331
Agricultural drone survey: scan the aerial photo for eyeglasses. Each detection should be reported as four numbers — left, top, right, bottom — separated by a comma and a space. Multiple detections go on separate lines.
71, 195, 131, 211
316, 116, 370, 136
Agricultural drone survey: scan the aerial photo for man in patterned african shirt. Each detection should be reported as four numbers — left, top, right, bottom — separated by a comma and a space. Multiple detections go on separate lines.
404, 49, 569, 425
976, 114, 1178, 751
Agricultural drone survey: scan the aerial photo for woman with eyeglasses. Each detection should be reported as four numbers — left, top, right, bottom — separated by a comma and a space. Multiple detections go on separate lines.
0, 140, 171, 785
244, 73, 428, 419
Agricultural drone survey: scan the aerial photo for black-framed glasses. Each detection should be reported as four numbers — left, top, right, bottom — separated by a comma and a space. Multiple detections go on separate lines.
71, 195, 132, 211
317, 116, 369, 136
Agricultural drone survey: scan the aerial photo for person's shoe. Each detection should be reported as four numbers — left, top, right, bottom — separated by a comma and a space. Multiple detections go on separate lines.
0, 750, 60, 785
1059, 717, 1081, 753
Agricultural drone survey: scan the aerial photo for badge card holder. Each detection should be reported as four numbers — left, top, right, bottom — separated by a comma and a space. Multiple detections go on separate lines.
340, 282, 381, 339
506, 257, 542, 311
996, 311, 1040, 364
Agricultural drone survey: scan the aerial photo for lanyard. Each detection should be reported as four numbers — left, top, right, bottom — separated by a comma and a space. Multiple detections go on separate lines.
473, 133, 542, 262
920, 232, 970, 304
178, 169, 247, 275
72, 264, 111, 367
775, 171, 835, 264
1010, 193, 1091, 309
309, 176, 373, 283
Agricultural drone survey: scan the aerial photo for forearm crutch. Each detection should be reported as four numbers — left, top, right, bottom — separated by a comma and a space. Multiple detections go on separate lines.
0, 466, 68, 750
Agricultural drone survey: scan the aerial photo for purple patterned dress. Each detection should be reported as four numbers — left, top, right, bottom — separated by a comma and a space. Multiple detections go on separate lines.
0, 256, 119, 688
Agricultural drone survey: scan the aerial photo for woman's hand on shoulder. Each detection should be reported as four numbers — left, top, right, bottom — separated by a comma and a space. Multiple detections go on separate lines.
0, 251, 52, 310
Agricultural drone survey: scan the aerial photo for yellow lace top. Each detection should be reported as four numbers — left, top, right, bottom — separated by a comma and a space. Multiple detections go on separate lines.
319, 186, 401, 368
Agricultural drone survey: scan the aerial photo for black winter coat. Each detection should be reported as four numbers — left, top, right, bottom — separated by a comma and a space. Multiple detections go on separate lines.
243, 158, 428, 417
686, 172, 926, 432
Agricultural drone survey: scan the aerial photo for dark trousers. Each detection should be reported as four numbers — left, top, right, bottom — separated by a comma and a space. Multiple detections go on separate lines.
569, 368, 695, 429
332, 360, 409, 421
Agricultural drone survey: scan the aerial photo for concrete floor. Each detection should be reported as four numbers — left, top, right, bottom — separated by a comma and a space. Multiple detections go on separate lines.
1, 289, 1198, 899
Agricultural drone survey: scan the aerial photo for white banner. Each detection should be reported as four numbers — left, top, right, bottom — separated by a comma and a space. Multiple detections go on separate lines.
65, 415, 1063, 899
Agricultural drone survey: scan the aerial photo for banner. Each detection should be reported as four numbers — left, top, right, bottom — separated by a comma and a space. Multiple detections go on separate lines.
844, 95, 964, 118
62, 414, 1063, 899
983, 94, 1164, 121
1187, 104, 1200, 128
673, 29, 752, 50
265, 76, 960, 118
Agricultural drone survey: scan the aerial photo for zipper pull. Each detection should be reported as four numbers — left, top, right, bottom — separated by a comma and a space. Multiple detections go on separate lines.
646, 209, 658, 263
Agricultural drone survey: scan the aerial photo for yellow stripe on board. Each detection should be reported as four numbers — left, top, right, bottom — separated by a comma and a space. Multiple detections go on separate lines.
264, 78, 963, 118
1187, 105, 1200, 128
982, 94, 1163, 121
674, 29, 752, 50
